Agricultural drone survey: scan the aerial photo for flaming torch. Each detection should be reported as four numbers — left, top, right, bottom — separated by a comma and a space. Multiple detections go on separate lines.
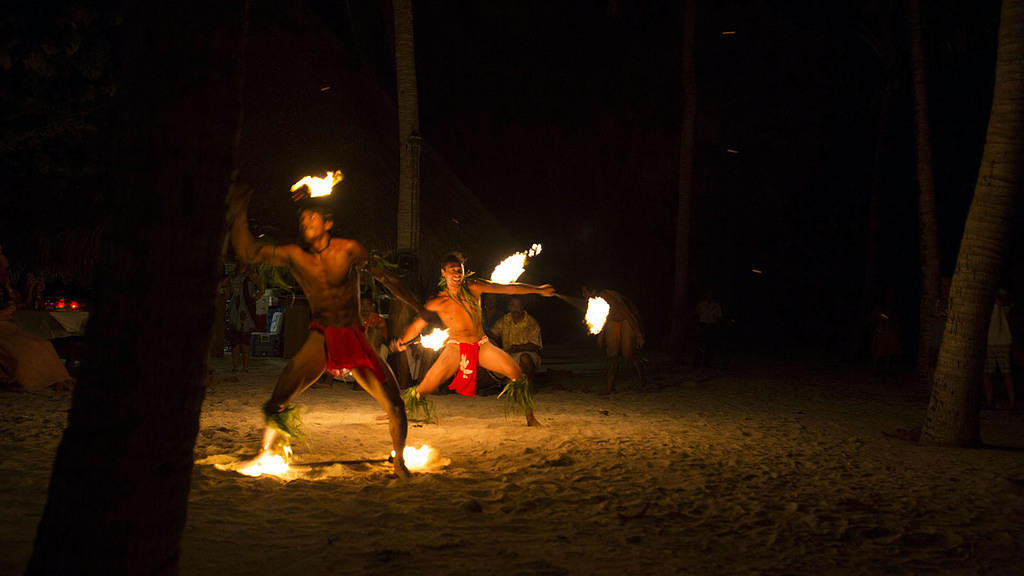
291, 170, 343, 198
398, 327, 449, 351
231, 444, 293, 478
419, 328, 450, 350
585, 297, 610, 334
490, 243, 542, 284
390, 445, 437, 471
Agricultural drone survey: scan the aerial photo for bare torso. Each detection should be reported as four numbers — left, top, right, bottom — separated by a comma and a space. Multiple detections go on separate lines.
285, 238, 364, 327
426, 282, 486, 342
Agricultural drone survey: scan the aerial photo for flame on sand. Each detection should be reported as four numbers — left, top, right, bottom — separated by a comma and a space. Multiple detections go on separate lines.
391, 445, 436, 471
419, 327, 449, 350
490, 243, 542, 284
585, 297, 610, 334
234, 444, 293, 478
291, 170, 343, 198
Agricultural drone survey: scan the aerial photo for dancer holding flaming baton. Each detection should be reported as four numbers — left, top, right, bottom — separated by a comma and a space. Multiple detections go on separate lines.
393, 252, 555, 426
582, 286, 647, 395
227, 176, 424, 479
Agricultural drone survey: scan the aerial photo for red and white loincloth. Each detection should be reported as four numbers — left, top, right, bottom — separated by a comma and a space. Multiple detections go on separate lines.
309, 323, 388, 383
447, 335, 488, 397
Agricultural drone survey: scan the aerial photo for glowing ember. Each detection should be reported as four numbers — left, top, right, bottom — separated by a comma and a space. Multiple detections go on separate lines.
391, 445, 436, 470
585, 297, 610, 334
419, 328, 449, 350
490, 243, 542, 284
291, 170, 343, 198
235, 445, 293, 478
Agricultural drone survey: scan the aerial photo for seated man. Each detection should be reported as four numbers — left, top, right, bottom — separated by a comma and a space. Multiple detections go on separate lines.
490, 296, 543, 384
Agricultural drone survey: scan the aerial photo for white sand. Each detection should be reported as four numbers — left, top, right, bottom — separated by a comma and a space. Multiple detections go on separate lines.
2, 351, 1023, 575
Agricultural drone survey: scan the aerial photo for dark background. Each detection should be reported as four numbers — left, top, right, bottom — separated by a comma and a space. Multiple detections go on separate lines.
1, 0, 1017, 356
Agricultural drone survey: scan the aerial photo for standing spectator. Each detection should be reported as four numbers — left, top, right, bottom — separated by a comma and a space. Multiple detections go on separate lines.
228, 261, 261, 372
361, 296, 389, 365
491, 296, 543, 385
694, 290, 723, 369
870, 289, 900, 375
22, 272, 45, 311
984, 289, 1015, 410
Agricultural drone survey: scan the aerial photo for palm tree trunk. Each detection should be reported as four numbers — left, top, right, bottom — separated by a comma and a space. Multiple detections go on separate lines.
670, 0, 696, 354
908, 0, 941, 383
394, 0, 421, 256
921, 0, 1023, 447
27, 3, 247, 573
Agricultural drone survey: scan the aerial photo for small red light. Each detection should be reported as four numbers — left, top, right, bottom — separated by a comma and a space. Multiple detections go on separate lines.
70, 301, 79, 309
56, 298, 66, 309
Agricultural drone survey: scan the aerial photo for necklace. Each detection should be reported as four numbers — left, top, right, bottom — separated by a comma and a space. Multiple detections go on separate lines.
310, 238, 330, 255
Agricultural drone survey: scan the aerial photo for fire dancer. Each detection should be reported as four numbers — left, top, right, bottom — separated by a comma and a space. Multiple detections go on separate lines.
582, 286, 647, 394
227, 182, 422, 479
393, 252, 555, 426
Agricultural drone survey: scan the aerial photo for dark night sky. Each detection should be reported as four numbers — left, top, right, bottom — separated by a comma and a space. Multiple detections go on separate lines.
1, 0, 1015, 353
406, 0, 1009, 349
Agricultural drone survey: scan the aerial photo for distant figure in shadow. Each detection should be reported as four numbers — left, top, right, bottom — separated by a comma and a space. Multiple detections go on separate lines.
694, 290, 723, 369
870, 290, 900, 375
583, 286, 646, 395
228, 261, 261, 372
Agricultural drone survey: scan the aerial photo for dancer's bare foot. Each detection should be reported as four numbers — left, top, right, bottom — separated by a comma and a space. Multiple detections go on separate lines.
393, 459, 411, 479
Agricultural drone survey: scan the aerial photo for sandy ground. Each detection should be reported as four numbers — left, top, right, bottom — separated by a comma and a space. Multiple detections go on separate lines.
2, 347, 1023, 576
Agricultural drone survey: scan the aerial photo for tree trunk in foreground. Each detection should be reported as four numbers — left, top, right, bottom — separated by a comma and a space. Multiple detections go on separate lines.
670, 0, 696, 355
908, 0, 941, 384
921, 0, 1023, 447
394, 0, 421, 256
27, 3, 246, 573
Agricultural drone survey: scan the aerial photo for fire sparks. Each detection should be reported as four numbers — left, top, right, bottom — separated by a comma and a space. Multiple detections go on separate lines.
391, 445, 436, 470
419, 328, 449, 350
233, 445, 293, 478
291, 170, 343, 198
585, 297, 610, 334
490, 244, 542, 284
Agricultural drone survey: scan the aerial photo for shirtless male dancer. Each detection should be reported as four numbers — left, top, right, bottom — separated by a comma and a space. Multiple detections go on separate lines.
393, 252, 555, 426
228, 183, 421, 478
583, 286, 646, 394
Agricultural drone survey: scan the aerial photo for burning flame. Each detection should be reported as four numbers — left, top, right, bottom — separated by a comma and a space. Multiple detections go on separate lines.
419, 328, 449, 351
291, 170, 343, 198
235, 445, 293, 478
490, 243, 542, 284
391, 445, 436, 470
585, 297, 610, 334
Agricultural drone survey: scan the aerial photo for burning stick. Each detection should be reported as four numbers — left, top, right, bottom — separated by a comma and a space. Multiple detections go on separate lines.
555, 293, 587, 312
234, 445, 293, 478
389, 445, 437, 471
291, 170, 343, 199
490, 243, 542, 284
585, 297, 610, 334
400, 327, 449, 350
